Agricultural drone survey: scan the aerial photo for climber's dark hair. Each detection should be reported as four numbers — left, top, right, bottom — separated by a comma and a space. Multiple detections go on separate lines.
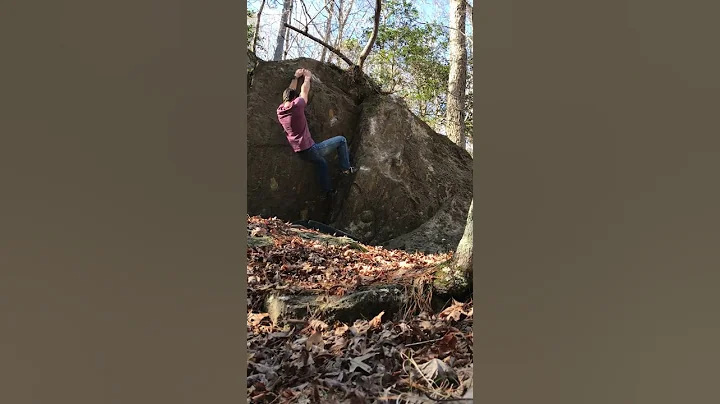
283, 88, 298, 102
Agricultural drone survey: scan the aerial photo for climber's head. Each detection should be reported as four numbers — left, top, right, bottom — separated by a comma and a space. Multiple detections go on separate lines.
283, 88, 298, 103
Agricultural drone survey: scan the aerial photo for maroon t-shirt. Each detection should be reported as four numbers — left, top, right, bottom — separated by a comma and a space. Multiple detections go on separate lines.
277, 97, 315, 152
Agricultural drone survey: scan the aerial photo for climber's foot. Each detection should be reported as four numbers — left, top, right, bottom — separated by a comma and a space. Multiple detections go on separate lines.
342, 167, 357, 175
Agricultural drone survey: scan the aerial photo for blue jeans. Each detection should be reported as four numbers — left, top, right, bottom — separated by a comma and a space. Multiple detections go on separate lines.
297, 136, 352, 193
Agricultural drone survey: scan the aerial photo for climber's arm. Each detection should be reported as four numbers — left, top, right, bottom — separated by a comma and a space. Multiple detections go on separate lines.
299, 69, 312, 102
288, 77, 299, 91
287, 68, 304, 92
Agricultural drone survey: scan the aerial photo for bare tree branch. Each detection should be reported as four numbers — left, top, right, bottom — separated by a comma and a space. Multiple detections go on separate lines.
320, 1, 335, 62
251, 0, 267, 54
356, 0, 381, 72
299, 0, 332, 28
283, 23, 355, 67
328, 0, 354, 65
289, 0, 322, 59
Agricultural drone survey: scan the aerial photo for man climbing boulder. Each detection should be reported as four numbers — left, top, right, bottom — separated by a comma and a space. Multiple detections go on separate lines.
276, 67, 356, 200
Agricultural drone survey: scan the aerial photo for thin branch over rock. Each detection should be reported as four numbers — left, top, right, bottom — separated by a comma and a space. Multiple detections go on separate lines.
284, 22, 355, 67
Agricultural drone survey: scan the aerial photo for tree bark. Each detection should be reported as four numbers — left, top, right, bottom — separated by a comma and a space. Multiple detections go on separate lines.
273, 0, 294, 61
320, 2, 335, 62
446, 0, 467, 149
283, 0, 294, 59
328, 0, 353, 66
356, 0, 381, 72
454, 199, 473, 278
251, 0, 266, 54
433, 199, 473, 297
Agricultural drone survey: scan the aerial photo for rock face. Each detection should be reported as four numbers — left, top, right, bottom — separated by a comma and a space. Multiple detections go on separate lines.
332, 97, 473, 253
265, 285, 406, 325
247, 52, 473, 253
247, 54, 370, 223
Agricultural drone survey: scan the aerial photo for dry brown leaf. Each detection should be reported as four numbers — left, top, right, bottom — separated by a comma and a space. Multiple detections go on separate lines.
348, 353, 376, 373
438, 332, 458, 353
309, 319, 329, 331
439, 300, 467, 323
247, 312, 270, 327
305, 331, 323, 350
419, 320, 434, 330
368, 311, 385, 329
330, 337, 348, 354
418, 358, 457, 383
334, 324, 349, 336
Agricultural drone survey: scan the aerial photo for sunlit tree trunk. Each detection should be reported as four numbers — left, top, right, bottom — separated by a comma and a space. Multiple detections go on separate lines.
434, 199, 473, 296
283, 0, 295, 59
454, 199, 473, 278
273, 0, 293, 60
357, 0, 381, 72
446, 0, 467, 149
320, 2, 335, 62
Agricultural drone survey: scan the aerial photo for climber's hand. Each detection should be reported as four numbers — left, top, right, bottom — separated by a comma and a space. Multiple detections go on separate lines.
295, 68, 305, 78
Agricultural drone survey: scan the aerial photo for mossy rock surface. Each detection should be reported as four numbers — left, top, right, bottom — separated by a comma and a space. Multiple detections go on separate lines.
289, 228, 368, 251
247, 236, 274, 248
265, 284, 406, 324
432, 260, 471, 299
247, 228, 368, 252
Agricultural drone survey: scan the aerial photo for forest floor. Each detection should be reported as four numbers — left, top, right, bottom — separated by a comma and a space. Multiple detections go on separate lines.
247, 216, 473, 403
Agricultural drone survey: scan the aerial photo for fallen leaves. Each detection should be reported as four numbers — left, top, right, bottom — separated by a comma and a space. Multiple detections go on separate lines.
348, 352, 376, 373
368, 310, 384, 329
438, 299, 473, 323
305, 331, 324, 350
246, 216, 472, 402
417, 358, 457, 384
246, 216, 452, 311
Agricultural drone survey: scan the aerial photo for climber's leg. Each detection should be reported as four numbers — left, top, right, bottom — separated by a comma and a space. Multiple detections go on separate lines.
314, 136, 355, 173
297, 145, 333, 193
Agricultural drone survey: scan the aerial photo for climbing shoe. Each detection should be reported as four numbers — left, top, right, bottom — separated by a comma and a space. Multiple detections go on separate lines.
342, 167, 357, 175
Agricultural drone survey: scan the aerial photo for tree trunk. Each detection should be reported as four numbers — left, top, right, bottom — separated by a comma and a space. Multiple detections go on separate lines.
320, 2, 335, 62
357, 0, 381, 72
454, 199, 473, 278
328, 0, 353, 66
251, 0, 266, 54
446, 0, 467, 149
433, 199, 473, 297
283, 0, 294, 59
273, 0, 294, 61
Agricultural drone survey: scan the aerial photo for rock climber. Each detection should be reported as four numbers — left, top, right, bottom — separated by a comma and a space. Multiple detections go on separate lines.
276, 67, 356, 200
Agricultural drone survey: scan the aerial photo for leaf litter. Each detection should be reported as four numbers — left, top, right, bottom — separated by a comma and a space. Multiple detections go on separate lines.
247, 216, 473, 403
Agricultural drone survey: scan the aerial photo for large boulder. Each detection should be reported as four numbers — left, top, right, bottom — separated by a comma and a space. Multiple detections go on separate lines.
332, 96, 473, 253
247, 56, 372, 223
247, 55, 472, 253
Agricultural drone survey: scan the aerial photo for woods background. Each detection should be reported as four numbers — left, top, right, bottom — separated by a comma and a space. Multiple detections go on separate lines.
247, 0, 474, 155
